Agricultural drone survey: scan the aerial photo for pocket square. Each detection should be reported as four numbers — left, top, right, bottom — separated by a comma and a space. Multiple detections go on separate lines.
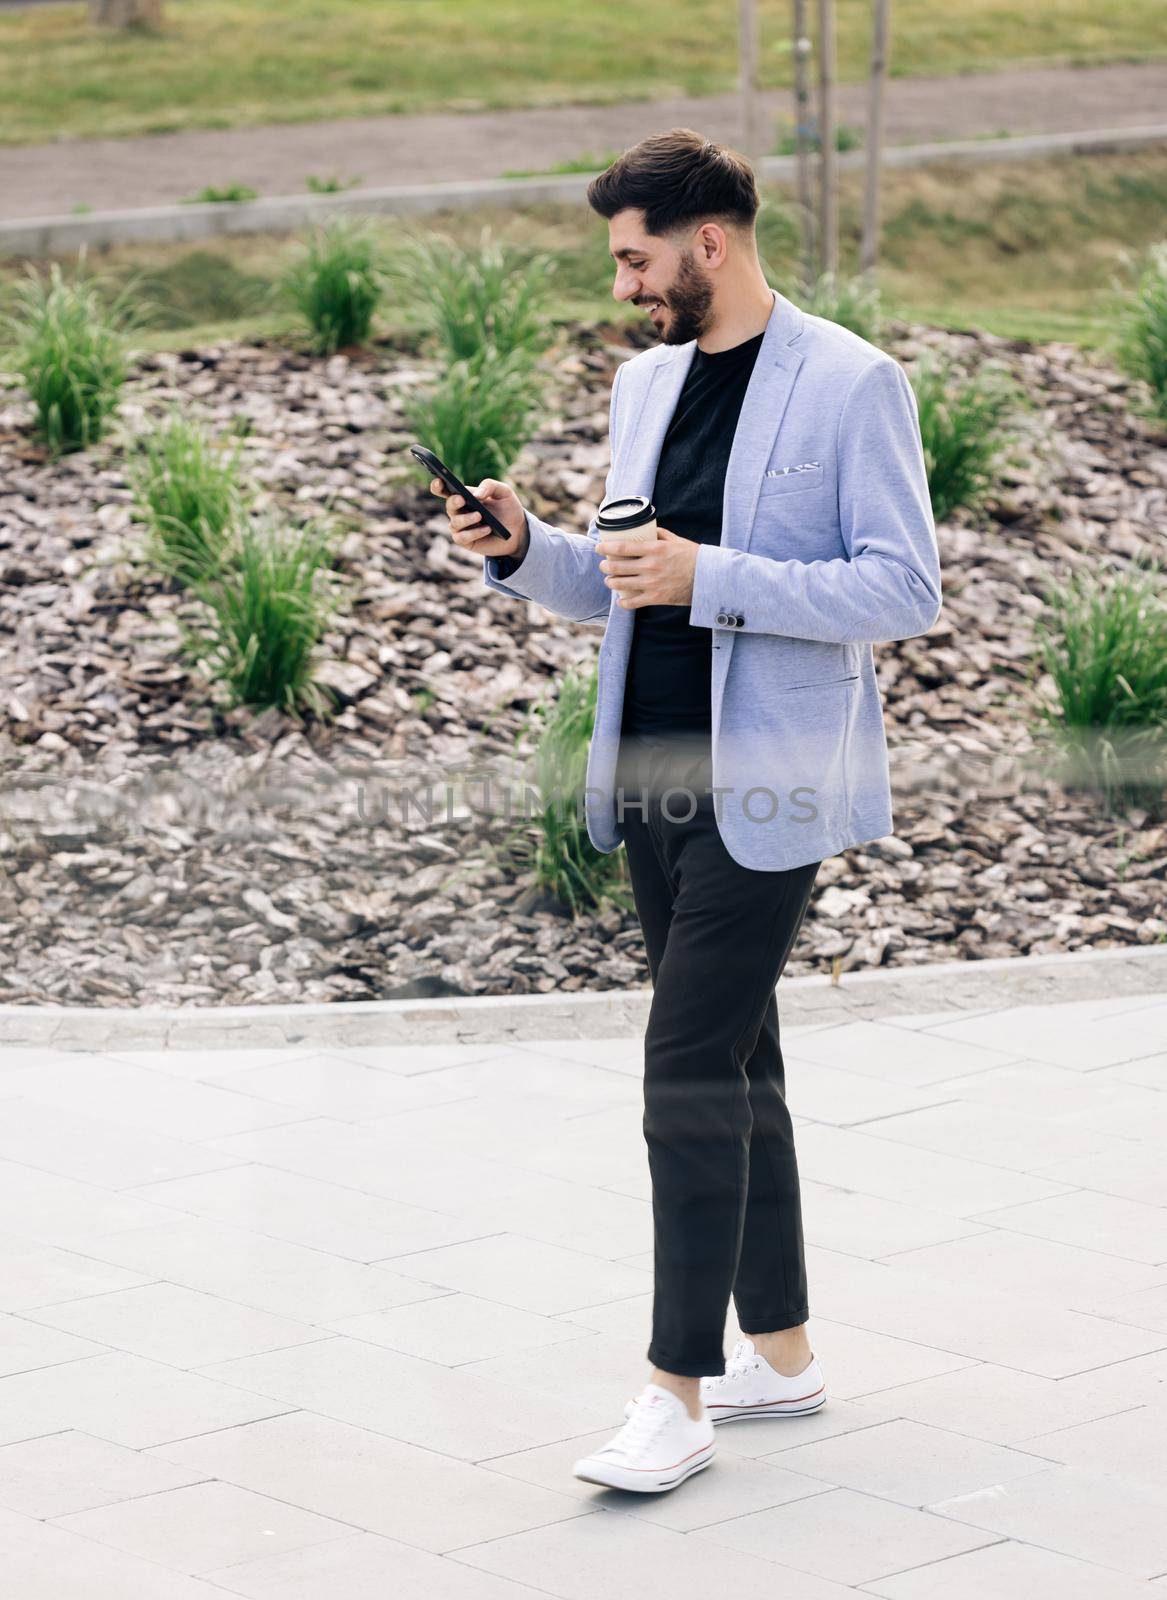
764, 461, 821, 479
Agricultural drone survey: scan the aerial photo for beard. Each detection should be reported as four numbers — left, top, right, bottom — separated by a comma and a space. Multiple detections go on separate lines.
649, 249, 715, 345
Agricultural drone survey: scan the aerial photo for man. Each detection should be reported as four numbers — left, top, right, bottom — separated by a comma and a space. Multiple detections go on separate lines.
430, 128, 941, 1494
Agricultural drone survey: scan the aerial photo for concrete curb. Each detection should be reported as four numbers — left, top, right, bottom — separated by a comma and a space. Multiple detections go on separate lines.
3, 122, 1166, 258
2, 943, 1165, 1051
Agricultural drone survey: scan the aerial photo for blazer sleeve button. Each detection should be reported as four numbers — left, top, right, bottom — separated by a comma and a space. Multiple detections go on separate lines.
715, 611, 730, 627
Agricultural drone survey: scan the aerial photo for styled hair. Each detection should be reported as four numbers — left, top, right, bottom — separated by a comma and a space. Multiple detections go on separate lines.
586, 127, 760, 241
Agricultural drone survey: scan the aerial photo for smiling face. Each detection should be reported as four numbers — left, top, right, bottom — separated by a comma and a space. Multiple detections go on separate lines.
607, 209, 715, 346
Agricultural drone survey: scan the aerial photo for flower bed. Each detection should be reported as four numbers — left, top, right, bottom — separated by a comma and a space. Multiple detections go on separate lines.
0, 316, 1164, 1006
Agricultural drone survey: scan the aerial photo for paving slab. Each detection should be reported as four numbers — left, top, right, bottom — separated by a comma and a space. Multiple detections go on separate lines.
764, 1416, 1057, 1505
864, 1538, 1156, 1600
930, 1466, 1167, 1579
0, 1507, 243, 1600
1, 965, 1165, 1593
52, 1479, 352, 1577
780, 1359, 1142, 1449
22, 1280, 326, 1369
970, 1188, 1167, 1266
1022, 1402, 1167, 1494
0, 1349, 292, 1450
146, 1409, 589, 1556
453, 1507, 858, 1599
201, 1531, 562, 1599
694, 1485, 995, 1586
0, 1429, 204, 1520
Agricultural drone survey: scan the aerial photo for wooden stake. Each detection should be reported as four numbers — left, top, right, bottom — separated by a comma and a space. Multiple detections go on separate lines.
88, 0, 163, 24
738, 0, 763, 164
816, 0, 838, 279
792, 0, 817, 298
861, 0, 891, 274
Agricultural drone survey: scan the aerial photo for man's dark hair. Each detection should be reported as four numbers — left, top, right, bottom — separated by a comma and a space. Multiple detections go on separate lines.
586, 127, 760, 241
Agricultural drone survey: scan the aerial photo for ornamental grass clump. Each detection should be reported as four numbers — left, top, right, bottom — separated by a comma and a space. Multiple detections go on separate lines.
1110, 239, 1167, 425
510, 659, 630, 917
1032, 562, 1167, 817
909, 352, 1021, 523
130, 413, 247, 587
283, 215, 386, 354
183, 515, 341, 715
797, 269, 884, 343
391, 223, 556, 367
402, 348, 545, 485
3, 261, 130, 455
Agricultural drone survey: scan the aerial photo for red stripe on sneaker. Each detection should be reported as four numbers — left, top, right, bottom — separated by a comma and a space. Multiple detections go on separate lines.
714, 1384, 826, 1410
613, 1442, 716, 1472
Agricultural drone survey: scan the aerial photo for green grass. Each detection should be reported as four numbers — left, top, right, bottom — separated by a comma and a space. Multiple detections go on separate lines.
305, 174, 362, 194
873, 148, 1167, 349
505, 123, 864, 178
117, 248, 273, 331
502, 150, 623, 179
2, 260, 130, 455
182, 182, 259, 205
791, 269, 884, 340
402, 350, 547, 487
183, 514, 342, 715
1111, 239, 1167, 422
1032, 564, 1167, 816
282, 215, 386, 354
910, 352, 1024, 523
510, 658, 631, 916
130, 412, 247, 586
388, 223, 557, 366
773, 121, 864, 155
2, 1, 1167, 144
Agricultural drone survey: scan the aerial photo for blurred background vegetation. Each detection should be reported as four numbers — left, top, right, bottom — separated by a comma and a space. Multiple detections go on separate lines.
4, 147, 1162, 354
3, 0, 1166, 143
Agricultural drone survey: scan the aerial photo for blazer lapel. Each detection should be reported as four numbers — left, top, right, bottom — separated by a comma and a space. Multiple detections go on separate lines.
724, 294, 806, 558
620, 347, 694, 505
601, 348, 695, 649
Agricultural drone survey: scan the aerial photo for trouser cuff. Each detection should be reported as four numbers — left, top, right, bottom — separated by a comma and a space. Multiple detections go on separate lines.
647, 1344, 728, 1379
736, 1308, 809, 1334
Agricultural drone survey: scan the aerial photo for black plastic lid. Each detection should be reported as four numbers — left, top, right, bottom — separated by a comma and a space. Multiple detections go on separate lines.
596, 494, 656, 530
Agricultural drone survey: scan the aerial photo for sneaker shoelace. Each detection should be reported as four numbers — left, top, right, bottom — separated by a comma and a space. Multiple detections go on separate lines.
607, 1395, 672, 1457
704, 1339, 760, 1391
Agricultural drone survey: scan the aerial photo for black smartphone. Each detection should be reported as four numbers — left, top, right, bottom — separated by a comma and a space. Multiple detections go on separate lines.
409, 444, 514, 542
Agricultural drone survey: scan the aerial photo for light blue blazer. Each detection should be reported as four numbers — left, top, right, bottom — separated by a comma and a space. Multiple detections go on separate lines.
484, 286, 942, 871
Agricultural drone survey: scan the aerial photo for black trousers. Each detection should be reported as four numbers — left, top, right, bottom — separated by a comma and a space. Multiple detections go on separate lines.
615, 730, 821, 1378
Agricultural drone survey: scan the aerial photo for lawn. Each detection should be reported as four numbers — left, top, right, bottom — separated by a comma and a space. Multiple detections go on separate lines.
5, 146, 1158, 356
2, 0, 1166, 145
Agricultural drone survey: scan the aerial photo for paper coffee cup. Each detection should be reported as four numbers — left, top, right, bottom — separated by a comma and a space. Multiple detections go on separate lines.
596, 494, 657, 544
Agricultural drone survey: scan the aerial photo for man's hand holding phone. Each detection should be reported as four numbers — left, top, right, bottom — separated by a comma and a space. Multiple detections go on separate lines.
429, 476, 529, 564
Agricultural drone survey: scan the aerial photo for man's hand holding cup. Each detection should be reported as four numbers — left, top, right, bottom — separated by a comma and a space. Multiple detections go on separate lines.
595, 495, 697, 609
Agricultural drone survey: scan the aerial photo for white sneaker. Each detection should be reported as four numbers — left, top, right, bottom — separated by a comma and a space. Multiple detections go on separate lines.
625, 1340, 827, 1425
573, 1383, 715, 1493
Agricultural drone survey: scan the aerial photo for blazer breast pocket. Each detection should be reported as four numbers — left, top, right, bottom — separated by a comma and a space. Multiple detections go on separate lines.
758, 461, 825, 497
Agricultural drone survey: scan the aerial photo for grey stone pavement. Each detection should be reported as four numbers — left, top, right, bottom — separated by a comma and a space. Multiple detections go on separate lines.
4, 59, 1167, 221
2, 953, 1167, 1594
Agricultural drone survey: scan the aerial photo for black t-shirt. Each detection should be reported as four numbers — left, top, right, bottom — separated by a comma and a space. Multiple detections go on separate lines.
620, 329, 766, 736
492, 330, 766, 734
